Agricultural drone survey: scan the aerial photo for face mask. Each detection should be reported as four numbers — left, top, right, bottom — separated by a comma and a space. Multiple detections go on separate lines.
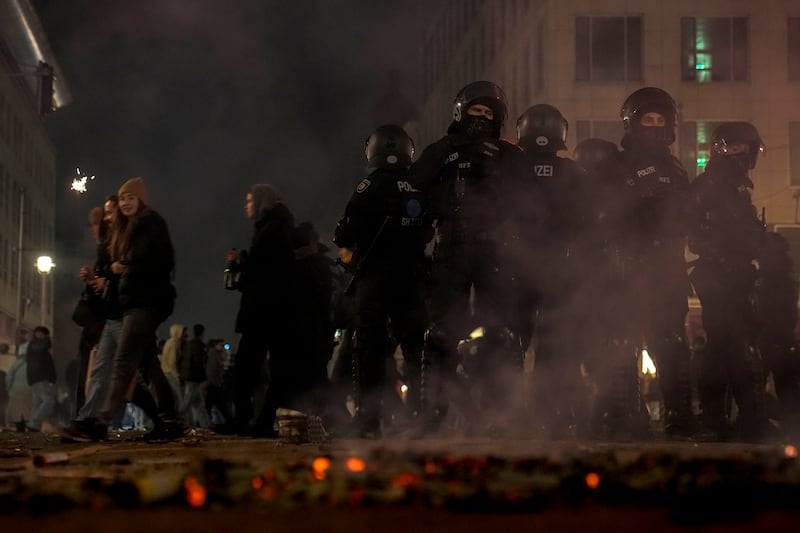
461, 116, 498, 140
721, 153, 756, 174
637, 125, 675, 147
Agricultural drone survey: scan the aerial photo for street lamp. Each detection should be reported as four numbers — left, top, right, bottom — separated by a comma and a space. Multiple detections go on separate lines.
36, 255, 54, 327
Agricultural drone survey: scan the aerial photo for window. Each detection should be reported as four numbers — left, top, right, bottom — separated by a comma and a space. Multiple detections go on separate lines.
575, 120, 624, 146
681, 17, 748, 82
789, 18, 800, 81
789, 122, 800, 187
679, 121, 724, 179
575, 16, 642, 81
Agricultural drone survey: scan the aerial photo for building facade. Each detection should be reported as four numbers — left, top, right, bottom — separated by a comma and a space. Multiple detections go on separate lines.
417, 0, 800, 240
0, 0, 70, 350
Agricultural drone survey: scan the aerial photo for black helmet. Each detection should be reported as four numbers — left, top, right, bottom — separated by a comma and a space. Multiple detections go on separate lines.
452, 81, 508, 125
365, 124, 415, 170
516, 104, 568, 153
574, 138, 619, 172
711, 121, 765, 170
620, 87, 678, 145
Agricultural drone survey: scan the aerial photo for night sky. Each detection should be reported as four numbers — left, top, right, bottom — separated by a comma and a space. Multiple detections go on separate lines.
31, 0, 436, 347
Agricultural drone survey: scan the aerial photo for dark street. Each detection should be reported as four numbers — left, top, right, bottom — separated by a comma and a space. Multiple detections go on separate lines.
1, 430, 800, 530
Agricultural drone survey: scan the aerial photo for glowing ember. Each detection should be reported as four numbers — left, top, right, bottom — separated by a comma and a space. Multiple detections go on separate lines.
391, 472, 419, 488
70, 167, 96, 194
346, 457, 366, 473
585, 472, 601, 490
785, 445, 798, 459
183, 476, 207, 508
251, 477, 264, 490
312, 456, 331, 480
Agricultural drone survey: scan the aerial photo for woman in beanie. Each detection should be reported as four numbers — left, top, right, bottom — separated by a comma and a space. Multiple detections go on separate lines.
226, 184, 299, 436
74, 177, 179, 441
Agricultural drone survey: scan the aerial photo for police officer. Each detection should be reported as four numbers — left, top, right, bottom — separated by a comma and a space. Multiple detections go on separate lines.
411, 81, 527, 433
688, 121, 768, 441
599, 87, 697, 440
574, 138, 620, 176
756, 232, 800, 431
513, 104, 588, 436
333, 124, 429, 438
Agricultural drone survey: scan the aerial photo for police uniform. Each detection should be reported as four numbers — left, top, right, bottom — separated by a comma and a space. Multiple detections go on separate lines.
600, 87, 696, 440
333, 125, 429, 437
513, 104, 591, 437
688, 122, 768, 441
411, 81, 527, 431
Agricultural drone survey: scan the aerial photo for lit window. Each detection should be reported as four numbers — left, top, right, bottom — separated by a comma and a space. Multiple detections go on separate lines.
681, 17, 748, 82
679, 121, 724, 179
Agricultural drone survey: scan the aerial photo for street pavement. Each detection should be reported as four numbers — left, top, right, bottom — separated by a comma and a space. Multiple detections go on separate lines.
1, 428, 800, 530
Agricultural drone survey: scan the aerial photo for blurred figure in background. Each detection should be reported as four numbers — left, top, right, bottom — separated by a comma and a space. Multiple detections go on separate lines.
26, 326, 56, 432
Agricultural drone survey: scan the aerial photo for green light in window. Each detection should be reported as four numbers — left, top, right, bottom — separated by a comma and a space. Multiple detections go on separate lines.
697, 156, 709, 167
696, 63, 707, 70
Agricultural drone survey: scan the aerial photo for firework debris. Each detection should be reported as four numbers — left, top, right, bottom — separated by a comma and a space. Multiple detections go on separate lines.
0, 443, 799, 524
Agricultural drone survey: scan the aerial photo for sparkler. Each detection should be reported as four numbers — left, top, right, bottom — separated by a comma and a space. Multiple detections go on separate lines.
70, 167, 96, 194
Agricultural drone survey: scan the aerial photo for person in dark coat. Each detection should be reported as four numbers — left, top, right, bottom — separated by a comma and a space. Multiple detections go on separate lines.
72, 206, 108, 416
26, 326, 56, 431
227, 184, 297, 436
181, 323, 209, 428
291, 222, 335, 419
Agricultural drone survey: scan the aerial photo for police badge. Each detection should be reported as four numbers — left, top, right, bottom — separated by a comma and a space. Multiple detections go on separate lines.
356, 179, 371, 193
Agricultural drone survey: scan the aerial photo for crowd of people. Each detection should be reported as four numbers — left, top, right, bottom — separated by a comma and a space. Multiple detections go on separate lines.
6, 80, 798, 444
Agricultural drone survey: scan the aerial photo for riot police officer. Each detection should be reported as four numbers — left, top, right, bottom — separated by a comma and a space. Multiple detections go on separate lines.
513, 104, 588, 436
599, 87, 697, 440
688, 121, 768, 441
756, 232, 800, 431
411, 81, 527, 434
574, 138, 619, 176
333, 124, 429, 438
572, 137, 631, 438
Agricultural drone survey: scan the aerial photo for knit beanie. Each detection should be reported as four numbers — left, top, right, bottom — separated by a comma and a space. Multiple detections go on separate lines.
251, 184, 284, 218
118, 177, 148, 205
88, 207, 104, 225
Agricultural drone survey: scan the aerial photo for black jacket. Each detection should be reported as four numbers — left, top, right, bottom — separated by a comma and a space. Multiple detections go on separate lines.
118, 208, 176, 317
688, 157, 764, 265
599, 144, 690, 260
334, 168, 430, 268
411, 134, 527, 236
235, 203, 296, 334
26, 337, 56, 385
181, 337, 207, 383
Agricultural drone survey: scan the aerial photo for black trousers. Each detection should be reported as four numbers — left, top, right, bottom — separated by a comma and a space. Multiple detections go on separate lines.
234, 330, 299, 433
